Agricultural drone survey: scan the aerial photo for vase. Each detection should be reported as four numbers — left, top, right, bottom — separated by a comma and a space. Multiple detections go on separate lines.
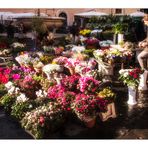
138, 70, 148, 91
99, 102, 117, 122
127, 86, 137, 105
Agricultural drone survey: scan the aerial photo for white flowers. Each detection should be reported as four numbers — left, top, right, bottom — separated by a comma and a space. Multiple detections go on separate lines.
71, 46, 85, 53
5, 81, 20, 95
11, 42, 25, 48
42, 64, 63, 79
16, 93, 29, 103
5, 81, 13, 90
36, 90, 47, 99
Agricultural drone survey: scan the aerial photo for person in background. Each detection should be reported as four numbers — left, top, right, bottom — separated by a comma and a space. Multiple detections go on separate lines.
137, 38, 148, 71
7, 21, 15, 38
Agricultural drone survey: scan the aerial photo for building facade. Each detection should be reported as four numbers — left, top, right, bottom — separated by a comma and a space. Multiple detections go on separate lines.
0, 8, 139, 26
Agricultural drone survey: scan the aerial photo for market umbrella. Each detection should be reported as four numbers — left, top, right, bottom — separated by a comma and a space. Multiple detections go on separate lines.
130, 11, 145, 17
74, 11, 109, 18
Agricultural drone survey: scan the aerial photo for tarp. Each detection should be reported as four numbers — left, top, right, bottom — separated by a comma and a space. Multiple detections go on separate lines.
74, 11, 109, 18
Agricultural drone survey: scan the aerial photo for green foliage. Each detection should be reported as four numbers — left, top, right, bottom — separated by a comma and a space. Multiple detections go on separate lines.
0, 94, 15, 112
112, 23, 128, 34
0, 84, 7, 98
11, 101, 36, 120
83, 49, 96, 57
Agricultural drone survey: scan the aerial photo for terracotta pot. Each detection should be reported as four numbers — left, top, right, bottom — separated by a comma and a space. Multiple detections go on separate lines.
99, 102, 117, 122
84, 117, 96, 128
78, 115, 96, 128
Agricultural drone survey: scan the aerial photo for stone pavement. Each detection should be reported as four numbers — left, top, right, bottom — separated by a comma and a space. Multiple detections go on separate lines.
0, 86, 148, 139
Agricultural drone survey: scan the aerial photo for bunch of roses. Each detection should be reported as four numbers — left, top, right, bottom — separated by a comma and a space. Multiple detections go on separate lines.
0, 67, 11, 84
61, 74, 80, 91
72, 93, 107, 117
119, 68, 143, 88
78, 76, 100, 94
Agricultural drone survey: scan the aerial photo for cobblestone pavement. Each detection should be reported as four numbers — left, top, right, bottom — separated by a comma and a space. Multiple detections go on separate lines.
0, 85, 148, 139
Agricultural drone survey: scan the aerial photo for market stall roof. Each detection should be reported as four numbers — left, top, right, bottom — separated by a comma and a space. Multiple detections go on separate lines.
130, 11, 145, 17
74, 11, 109, 18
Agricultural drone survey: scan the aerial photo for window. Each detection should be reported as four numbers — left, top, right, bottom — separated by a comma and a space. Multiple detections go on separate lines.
115, 9, 122, 14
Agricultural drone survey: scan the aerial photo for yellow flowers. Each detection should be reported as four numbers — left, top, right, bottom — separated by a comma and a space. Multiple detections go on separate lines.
97, 88, 115, 99
79, 29, 91, 36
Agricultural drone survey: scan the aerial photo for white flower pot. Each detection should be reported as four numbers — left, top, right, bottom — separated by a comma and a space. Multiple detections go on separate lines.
118, 34, 124, 44
138, 71, 148, 91
127, 86, 137, 105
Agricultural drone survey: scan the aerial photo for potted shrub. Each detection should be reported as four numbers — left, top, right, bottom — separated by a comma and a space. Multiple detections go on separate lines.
113, 23, 127, 44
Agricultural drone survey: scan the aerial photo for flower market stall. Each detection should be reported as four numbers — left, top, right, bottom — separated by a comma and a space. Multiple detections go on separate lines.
0, 17, 147, 139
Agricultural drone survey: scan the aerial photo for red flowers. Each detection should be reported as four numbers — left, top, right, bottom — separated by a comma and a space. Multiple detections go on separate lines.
0, 67, 10, 84
39, 116, 45, 126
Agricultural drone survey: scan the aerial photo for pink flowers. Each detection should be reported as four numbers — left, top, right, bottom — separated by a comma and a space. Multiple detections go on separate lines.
73, 94, 106, 117
85, 38, 99, 45
39, 116, 45, 126
61, 74, 80, 91
48, 84, 65, 99
78, 76, 100, 93
12, 74, 21, 80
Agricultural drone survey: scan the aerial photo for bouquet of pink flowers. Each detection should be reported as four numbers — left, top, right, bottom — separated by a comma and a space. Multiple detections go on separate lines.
61, 74, 80, 91
78, 76, 100, 94
47, 84, 65, 100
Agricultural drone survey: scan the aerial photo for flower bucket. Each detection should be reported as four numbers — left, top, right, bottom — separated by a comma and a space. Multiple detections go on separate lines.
118, 34, 124, 44
128, 86, 137, 105
99, 102, 117, 122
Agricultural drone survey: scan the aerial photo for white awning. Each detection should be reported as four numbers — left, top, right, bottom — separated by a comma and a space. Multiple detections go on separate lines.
0, 12, 49, 20
0, 12, 15, 20
74, 11, 109, 18
130, 11, 145, 17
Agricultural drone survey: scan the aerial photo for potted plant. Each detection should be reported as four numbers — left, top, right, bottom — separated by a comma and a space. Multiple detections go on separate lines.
113, 23, 127, 44
72, 93, 107, 128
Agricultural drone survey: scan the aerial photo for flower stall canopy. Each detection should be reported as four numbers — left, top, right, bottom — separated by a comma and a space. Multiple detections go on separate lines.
130, 11, 145, 17
74, 11, 109, 18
